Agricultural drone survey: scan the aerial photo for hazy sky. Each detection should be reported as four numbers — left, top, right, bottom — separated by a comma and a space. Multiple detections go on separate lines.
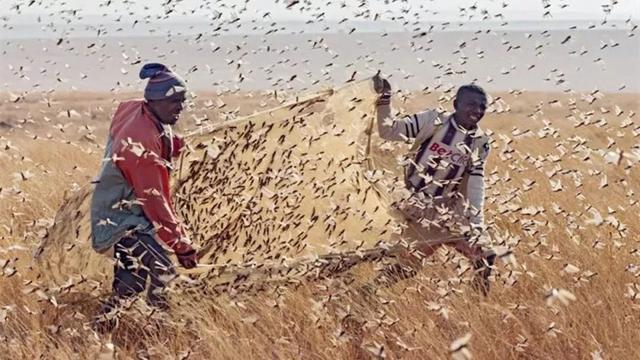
1, 0, 638, 22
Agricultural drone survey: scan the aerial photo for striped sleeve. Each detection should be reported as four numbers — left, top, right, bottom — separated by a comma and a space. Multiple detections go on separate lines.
468, 138, 490, 176
466, 137, 490, 227
376, 108, 437, 141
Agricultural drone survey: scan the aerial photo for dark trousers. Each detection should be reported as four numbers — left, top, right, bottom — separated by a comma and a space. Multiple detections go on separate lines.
110, 232, 176, 308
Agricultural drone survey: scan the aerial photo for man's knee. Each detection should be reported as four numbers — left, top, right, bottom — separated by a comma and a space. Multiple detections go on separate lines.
136, 233, 173, 269
134, 233, 176, 291
450, 240, 483, 259
113, 269, 146, 297
112, 236, 145, 295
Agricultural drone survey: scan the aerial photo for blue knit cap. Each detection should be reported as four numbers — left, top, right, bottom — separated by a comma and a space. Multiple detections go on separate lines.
139, 63, 187, 100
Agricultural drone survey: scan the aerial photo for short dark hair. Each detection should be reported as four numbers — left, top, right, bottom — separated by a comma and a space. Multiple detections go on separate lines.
455, 84, 487, 100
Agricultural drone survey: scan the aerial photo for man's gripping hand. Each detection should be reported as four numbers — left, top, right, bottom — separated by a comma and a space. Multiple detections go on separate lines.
372, 72, 392, 106
173, 238, 198, 269
176, 249, 198, 269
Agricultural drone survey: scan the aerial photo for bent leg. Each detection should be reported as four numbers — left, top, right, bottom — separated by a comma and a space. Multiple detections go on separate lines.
95, 235, 150, 331
135, 233, 176, 309
445, 240, 496, 295
112, 235, 149, 299
447, 239, 484, 261
374, 221, 446, 286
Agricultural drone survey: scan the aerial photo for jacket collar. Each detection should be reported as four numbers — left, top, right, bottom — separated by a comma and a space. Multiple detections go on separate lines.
142, 101, 166, 132
142, 101, 173, 162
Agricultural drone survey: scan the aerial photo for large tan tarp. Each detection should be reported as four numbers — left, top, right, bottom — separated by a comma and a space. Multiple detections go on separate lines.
36, 80, 437, 290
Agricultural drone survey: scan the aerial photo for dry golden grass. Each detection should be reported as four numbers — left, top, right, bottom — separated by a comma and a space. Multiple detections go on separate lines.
0, 88, 639, 359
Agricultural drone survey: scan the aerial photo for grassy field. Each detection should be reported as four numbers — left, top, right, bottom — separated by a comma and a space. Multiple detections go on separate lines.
0, 87, 639, 359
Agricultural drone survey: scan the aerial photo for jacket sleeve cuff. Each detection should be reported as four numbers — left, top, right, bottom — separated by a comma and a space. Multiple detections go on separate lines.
375, 93, 391, 106
171, 237, 194, 254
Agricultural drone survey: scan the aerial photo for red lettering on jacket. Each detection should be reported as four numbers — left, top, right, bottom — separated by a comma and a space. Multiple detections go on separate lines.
428, 141, 470, 166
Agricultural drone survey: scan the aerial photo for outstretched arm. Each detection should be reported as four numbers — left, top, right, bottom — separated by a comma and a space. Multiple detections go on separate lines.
373, 75, 437, 141
376, 105, 437, 142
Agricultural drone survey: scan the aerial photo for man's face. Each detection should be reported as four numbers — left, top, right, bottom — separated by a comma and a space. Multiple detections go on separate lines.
148, 92, 186, 125
454, 91, 487, 129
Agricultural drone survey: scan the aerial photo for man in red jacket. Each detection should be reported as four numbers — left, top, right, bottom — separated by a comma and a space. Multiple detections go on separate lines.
91, 63, 197, 327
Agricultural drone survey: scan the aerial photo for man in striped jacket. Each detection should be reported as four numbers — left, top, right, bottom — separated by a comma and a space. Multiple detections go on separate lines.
372, 74, 496, 294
